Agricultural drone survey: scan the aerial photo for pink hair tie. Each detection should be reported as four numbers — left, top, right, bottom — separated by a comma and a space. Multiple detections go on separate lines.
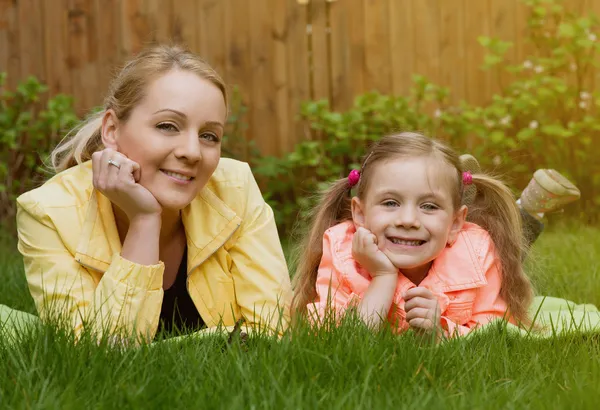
348, 170, 361, 187
462, 171, 473, 185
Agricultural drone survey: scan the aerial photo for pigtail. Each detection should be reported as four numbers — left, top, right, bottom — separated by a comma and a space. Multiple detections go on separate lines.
291, 178, 353, 315
467, 174, 534, 325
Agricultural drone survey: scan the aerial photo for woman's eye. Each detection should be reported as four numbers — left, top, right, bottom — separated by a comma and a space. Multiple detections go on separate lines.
200, 132, 220, 142
157, 123, 178, 132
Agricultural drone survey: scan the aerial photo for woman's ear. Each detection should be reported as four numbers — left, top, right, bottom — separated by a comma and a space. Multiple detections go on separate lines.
101, 109, 120, 150
447, 204, 467, 246
351, 197, 366, 228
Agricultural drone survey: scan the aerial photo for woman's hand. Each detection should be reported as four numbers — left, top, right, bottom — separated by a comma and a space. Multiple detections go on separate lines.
404, 287, 442, 335
352, 227, 397, 277
92, 148, 162, 220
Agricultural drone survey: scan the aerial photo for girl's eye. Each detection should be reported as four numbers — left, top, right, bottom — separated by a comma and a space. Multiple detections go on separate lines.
422, 203, 439, 211
157, 123, 178, 132
200, 132, 220, 142
382, 200, 398, 207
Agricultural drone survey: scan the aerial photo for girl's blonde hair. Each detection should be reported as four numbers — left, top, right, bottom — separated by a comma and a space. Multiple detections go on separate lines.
292, 132, 533, 325
50, 45, 227, 173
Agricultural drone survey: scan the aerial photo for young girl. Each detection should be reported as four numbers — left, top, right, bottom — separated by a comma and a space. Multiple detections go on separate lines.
292, 132, 576, 338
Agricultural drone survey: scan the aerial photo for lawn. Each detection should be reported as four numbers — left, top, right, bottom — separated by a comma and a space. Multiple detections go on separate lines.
1, 223, 599, 409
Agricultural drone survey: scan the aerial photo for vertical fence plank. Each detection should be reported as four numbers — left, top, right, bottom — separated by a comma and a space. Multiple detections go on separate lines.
198, 0, 226, 75
329, 0, 351, 110
18, 0, 46, 83
389, 0, 415, 97
67, 0, 100, 114
412, 0, 441, 93
463, 0, 491, 105
286, 0, 310, 145
248, 0, 280, 155
311, 0, 331, 101
171, 0, 198, 50
94, 0, 120, 98
1, 0, 20, 89
272, 0, 291, 153
222, 0, 251, 158
363, 0, 391, 93
0, 0, 10, 80
438, 0, 466, 103
489, 0, 518, 95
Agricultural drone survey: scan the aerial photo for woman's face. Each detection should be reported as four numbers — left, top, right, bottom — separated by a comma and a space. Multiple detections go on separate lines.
106, 69, 227, 212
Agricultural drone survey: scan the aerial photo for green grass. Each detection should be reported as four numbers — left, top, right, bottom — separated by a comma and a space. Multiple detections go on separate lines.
1, 223, 600, 409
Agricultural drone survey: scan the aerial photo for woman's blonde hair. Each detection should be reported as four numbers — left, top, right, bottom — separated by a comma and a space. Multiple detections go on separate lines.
292, 131, 533, 326
50, 44, 227, 173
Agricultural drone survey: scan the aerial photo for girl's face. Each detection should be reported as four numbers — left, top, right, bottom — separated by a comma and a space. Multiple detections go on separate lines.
103, 69, 227, 212
351, 156, 467, 279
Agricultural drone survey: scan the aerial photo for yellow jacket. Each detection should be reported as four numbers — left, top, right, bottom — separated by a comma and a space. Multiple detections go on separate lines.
16, 159, 292, 341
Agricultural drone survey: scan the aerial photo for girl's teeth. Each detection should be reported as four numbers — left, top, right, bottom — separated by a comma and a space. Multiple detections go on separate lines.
163, 171, 192, 181
391, 238, 422, 246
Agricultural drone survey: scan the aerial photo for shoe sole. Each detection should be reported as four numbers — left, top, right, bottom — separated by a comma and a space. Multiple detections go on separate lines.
533, 169, 581, 198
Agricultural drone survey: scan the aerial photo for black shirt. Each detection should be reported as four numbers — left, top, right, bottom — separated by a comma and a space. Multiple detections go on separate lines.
156, 247, 206, 337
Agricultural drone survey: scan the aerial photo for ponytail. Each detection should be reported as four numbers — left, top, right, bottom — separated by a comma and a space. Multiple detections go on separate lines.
291, 178, 353, 315
50, 111, 104, 174
467, 174, 534, 325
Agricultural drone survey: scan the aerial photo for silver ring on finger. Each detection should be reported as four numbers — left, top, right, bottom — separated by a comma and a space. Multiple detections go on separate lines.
107, 158, 121, 169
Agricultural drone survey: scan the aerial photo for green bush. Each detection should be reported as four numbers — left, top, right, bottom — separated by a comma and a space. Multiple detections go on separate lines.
255, 0, 600, 234
0, 73, 79, 227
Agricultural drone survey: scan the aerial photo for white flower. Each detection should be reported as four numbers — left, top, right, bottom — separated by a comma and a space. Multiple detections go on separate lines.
500, 116, 512, 126
493, 155, 502, 166
434, 109, 442, 118
534, 65, 544, 73
580, 91, 591, 100
484, 120, 495, 129
589, 33, 597, 42
529, 120, 539, 129
570, 62, 578, 72
579, 100, 588, 109
523, 60, 533, 69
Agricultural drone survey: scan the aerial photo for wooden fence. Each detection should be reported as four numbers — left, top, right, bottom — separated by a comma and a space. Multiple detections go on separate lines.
1, 0, 598, 156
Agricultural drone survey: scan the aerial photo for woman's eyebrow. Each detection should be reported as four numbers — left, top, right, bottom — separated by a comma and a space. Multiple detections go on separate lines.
204, 121, 224, 130
153, 110, 224, 129
153, 108, 186, 118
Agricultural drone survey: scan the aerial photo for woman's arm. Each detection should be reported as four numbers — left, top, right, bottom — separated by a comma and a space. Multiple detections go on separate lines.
17, 197, 165, 343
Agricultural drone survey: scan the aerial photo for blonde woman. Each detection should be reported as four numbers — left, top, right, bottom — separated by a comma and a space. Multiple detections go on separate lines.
13, 45, 292, 342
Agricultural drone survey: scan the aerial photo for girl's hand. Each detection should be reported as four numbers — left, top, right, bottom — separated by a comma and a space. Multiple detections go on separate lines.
404, 287, 441, 333
352, 227, 397, 277
92, 148, 162, 220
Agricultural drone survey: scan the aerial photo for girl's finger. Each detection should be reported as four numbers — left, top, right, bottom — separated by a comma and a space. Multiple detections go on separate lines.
404, 296, 431, 312
403, 287, 435, 301
408, 317, 434, 330
405, 307, 429, 322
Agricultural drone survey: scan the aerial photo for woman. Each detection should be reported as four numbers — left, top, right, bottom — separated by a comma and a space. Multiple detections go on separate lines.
15, 45, 292, 342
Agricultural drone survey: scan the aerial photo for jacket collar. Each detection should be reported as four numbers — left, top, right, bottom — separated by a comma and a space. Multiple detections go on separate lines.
418, 223, 488, 292
75, 185, 241, 274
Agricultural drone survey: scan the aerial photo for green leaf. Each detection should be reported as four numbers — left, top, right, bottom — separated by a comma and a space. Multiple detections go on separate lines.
558, 23, 576, 38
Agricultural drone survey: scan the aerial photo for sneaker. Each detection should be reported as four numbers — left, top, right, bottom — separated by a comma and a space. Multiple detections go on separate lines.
459, 154, 481, 206
519, 169, 581, 215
